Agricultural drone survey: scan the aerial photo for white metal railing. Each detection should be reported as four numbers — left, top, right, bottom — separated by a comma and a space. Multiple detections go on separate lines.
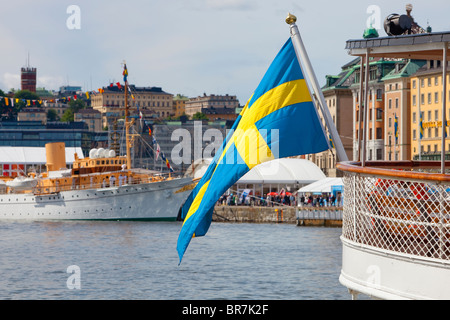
296, 207, 343, 220
340, 165, 450, 261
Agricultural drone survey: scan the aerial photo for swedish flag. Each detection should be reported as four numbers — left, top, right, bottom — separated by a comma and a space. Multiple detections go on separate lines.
176, 38, 330, 263
394, 114, 398, 143
419, 115, 424, 139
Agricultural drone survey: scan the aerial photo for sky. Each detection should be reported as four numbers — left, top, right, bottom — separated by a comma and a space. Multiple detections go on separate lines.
1, 0, 450, 104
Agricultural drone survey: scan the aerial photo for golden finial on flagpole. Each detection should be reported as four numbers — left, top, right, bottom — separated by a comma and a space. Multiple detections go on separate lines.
285, 13, 297, 25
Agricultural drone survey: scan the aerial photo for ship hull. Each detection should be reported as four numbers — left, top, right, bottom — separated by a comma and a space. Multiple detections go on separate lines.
0, 177, 193, 221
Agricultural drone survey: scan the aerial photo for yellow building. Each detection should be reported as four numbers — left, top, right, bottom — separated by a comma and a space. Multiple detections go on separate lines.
173, 94, 188, 117
91, 84, 173, 128
410, 61, 450, 160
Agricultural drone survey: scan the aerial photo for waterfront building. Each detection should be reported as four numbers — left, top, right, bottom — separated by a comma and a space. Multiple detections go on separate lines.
173, 94, 188, 118
382, 59, 426, 160
74, 108, 103, 132
307, 59, 355, 176
17, 108, 47, 123
410, 61, 450, 160
352, 57, 399, 161
90, 84, 173, 128
202, 106, 238, 121
306, 56, 427, 172
185, 94, 239, 119
43, 101, 70, 120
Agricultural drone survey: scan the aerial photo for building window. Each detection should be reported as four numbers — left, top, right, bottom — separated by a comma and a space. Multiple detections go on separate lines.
435, 110, 439, 121
376, 149, 382, 160
376, 89, 382, 100
435, 92, 439, 103
412, 80, 416, 89
376, 109, 383, 120
428, 93, 432, 104
376, 127, 382, 139
388, 99, 392, 109
413, 129, 416, 140
413, 112, 416, 123
421, 94, 425, 105
428, 110, 431, 121
412, 95, 416, 106
395, 98, 399, 108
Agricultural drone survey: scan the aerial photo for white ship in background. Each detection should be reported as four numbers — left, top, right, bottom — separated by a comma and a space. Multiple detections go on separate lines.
0, 64, 194, 221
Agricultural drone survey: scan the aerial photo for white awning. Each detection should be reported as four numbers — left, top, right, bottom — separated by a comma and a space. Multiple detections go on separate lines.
298, 177, 343, 193
238, 158, 326, 184
185, 158, 326, 185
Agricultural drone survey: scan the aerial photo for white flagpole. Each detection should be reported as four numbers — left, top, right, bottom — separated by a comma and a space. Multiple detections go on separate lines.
286, 13, 349, 162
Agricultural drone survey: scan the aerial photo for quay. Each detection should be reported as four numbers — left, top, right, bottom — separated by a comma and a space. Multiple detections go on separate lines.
212, 205, 342, 227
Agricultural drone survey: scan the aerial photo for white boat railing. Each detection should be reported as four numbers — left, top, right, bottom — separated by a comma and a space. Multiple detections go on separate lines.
337, 161, 450, 262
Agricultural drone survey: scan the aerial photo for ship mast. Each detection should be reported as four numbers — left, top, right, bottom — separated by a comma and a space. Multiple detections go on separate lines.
123, 62, 132, 169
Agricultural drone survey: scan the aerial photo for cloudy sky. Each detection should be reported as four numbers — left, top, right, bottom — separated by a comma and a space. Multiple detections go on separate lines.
1, 0, 449, 104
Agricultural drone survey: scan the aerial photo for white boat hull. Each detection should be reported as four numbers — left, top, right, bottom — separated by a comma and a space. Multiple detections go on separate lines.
0, 177, 193, 221
339, 236, 450, 300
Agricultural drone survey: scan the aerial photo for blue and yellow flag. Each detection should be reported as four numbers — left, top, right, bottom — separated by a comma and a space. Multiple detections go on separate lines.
123, 64, 128, 83
176, 38, 330, 263
419, 115, 424, 139
394, 114, 398, 143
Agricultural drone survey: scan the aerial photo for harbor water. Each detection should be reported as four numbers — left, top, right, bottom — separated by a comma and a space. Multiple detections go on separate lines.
0, 220, 350, 300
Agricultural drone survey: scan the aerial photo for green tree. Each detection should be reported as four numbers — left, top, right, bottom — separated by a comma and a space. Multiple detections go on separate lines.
68, 99, 86, 113
47, 109, 59, 122
12, 90, 42, 113
192, 112, 208, 120
61, 108, 74, 122
60, 99, 86, 122
14, 90, 40, 101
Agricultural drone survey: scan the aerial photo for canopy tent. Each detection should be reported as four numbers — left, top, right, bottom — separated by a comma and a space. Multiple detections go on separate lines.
237, 158, 326, 184
298, 177, 343, 194
0, 146, 84, 164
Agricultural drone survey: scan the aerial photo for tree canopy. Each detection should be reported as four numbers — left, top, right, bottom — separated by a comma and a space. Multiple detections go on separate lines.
192, 112, 208, 120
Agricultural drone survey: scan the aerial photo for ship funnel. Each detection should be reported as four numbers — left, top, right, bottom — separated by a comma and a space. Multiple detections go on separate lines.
45, 142, 67, 172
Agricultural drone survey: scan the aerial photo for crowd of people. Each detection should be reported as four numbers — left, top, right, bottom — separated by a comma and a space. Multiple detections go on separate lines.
217, 192, 297, 207
298, 193, 342, 207
216, 192, 343, 207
